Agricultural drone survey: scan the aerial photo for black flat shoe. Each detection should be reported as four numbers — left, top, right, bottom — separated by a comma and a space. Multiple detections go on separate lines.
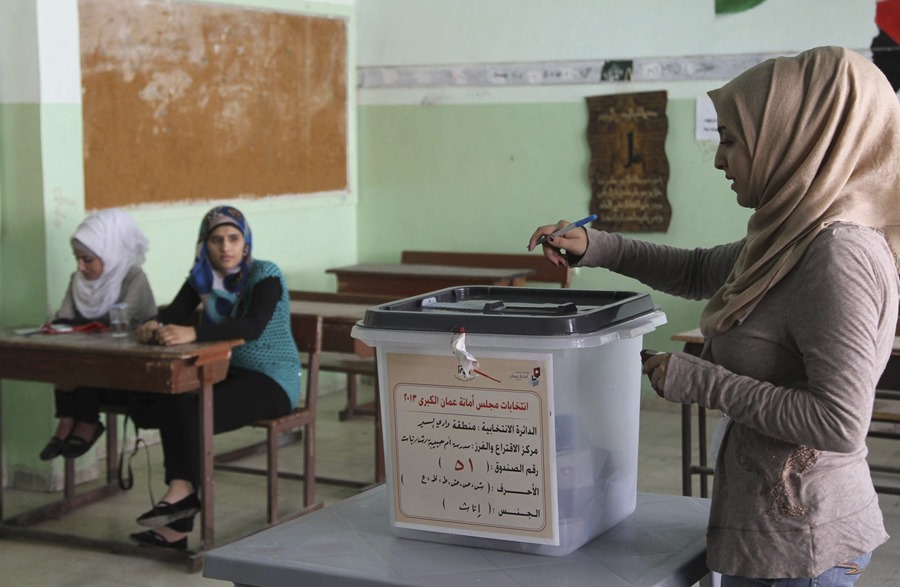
61, 422, 105, 459
129, 529, 187, 551
137, 493, 201, 528
167, 514, 196, 533
39, 437, 67, 461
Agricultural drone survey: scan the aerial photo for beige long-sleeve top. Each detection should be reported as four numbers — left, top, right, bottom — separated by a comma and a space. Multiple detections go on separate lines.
56, 265, 157, 328
578, 222, 896, 578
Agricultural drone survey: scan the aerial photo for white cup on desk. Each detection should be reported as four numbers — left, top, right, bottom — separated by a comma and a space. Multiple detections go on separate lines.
110, 303, 129, 337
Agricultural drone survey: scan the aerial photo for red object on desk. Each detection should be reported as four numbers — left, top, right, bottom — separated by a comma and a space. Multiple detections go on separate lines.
41, 321, 108, 334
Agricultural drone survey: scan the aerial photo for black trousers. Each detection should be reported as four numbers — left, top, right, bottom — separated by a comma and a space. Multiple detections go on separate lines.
138, 367, 291, 488
53, 387, 130, 423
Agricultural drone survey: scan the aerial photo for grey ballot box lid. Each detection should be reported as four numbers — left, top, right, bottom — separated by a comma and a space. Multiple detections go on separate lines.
359, 286, 657, 336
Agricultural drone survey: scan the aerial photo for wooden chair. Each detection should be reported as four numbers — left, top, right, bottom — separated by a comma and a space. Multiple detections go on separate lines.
290, 290, 384, 422
214, 312, 324, 523
401, 250, 572, 288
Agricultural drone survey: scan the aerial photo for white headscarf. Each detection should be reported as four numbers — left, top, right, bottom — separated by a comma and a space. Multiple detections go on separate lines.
71, 209, 150, 319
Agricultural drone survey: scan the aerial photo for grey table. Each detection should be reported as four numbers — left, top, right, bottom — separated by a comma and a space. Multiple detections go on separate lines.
204, 485, 713, 587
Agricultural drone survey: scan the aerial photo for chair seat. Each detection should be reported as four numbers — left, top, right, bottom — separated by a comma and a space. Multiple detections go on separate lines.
251, 407, 313, 429
315, 352, 376, 375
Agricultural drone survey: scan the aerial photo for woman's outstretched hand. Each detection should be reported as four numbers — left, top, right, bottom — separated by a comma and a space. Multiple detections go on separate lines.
527, 220, 589, 266
135, 320, 159, 344
135, 320, 197, 346
153, 324, 197, 346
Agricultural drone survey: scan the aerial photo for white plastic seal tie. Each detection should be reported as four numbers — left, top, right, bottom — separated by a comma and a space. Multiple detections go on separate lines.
451, 329, 479, 381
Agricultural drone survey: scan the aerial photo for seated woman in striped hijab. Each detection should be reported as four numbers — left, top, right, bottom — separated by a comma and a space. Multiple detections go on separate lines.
131, 205, 300, 551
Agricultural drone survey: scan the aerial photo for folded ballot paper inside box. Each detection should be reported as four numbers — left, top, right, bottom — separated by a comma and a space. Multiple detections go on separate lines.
352, 286, 666, 557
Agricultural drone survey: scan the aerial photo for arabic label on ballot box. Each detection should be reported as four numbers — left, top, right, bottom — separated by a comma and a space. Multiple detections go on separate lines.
386, 351, 559, 545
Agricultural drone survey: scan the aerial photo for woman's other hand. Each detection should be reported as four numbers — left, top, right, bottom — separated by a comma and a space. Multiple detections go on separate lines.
135, 320, 159, 343
641, 351, 671, 398
528, 220, 589, 266
154, 324, 197, 346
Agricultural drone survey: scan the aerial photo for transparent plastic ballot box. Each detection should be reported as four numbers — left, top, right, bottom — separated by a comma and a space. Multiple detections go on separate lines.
352, 286, 666, 556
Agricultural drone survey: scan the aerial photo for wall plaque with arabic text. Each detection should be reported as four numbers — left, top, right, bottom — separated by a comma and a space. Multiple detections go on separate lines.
586, 91, 671, 232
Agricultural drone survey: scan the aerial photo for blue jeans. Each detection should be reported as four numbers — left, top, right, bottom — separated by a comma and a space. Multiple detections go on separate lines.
721, 552, 872, 587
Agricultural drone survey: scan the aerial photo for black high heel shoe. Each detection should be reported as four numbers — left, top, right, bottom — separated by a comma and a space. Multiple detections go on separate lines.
129, 529, 188, 551
136, 493, 201, 528
39, 437, 67, 461
166, 514, 196, 534
61, 421, 105, 459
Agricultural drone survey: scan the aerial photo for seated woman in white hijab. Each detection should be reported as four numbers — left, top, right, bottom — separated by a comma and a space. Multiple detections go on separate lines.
39, 208, 157, 461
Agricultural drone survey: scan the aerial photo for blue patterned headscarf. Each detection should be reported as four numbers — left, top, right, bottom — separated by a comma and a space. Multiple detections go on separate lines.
189, 206, 253, 324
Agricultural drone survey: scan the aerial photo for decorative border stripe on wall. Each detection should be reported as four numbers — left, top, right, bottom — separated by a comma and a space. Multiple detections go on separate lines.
358, 50, 872, 89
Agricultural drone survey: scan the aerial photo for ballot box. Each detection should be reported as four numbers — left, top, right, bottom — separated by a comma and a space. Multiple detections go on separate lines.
352, 286, 666, 556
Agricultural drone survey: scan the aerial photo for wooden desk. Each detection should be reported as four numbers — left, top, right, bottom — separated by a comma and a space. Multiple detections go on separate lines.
326, 263, 534, 297
0, 328, 240, 568
673, 328, 900, 498
204, 485, 714, 587
291, 299, 373, 357
401, 250, 572, 288
288, 299, 384, 484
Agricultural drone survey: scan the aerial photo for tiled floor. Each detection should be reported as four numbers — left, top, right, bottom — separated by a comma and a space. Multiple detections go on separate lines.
1, 387, 898, 586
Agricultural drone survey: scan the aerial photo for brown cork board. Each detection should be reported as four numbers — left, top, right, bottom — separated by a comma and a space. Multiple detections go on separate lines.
79, 0, 348, 209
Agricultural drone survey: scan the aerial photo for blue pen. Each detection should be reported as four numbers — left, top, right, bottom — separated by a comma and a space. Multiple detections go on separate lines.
533, 214, 598, 247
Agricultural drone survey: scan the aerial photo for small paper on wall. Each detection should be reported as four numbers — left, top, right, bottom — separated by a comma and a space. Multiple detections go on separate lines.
696, 94, 719, 142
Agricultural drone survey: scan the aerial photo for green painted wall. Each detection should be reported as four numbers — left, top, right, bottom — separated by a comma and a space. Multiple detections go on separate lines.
0, 101, 56, 489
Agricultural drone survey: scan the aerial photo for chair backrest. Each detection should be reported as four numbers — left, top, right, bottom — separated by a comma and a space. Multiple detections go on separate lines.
400, 250, 572, 288
291, 313, 323, 411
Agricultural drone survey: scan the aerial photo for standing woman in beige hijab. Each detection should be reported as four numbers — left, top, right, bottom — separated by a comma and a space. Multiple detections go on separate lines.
530, 46, 900, 585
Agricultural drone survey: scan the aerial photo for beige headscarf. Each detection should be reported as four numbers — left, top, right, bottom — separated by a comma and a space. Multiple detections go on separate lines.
700, 46, 900, 337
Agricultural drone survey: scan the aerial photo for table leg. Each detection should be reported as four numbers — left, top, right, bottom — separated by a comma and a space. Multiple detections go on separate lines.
0, 380, 4, 521
681, 404, 692, 497
374, 376, 384, 484
198, 364, 215, 550
680, 341, 709, 497
698, 406, 709, 498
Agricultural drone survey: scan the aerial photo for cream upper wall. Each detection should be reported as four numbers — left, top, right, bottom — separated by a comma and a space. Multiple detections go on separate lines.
357, 0, 876, 67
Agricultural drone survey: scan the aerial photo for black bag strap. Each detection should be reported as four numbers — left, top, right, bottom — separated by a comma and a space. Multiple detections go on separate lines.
117, 415, 156, 508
